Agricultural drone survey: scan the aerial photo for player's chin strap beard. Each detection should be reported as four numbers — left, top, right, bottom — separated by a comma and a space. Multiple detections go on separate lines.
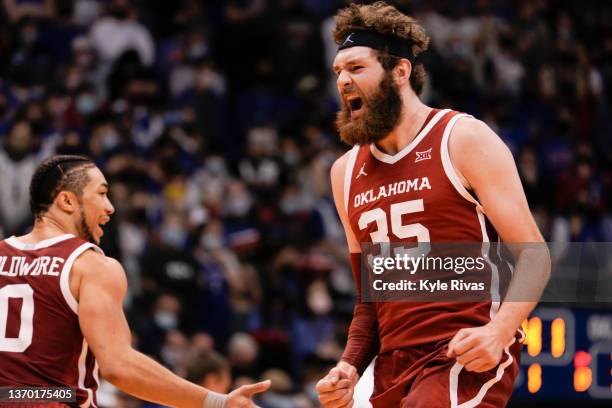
78, 202, 95, 244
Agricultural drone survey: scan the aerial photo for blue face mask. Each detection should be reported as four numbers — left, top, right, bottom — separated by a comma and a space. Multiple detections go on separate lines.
160, 226, 187, 249
188, 42, 209, 60
155, 311, 178, 330
200, 233, 223, 249
100, 131, 120, 151
76, 95, 97, 115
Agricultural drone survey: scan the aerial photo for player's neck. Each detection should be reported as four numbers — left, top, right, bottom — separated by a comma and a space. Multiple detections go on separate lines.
374, 95, 431, 156
19, 215, 80, 244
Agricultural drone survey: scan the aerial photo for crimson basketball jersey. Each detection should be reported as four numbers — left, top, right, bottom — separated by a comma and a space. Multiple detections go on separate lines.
345, 109, 509, 354
0, 234, 102, 407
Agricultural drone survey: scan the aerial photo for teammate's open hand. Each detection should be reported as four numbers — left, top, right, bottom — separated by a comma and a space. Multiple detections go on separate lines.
316, 361, 359, 408
227, 380, 271, 407
447, 323, 511, 372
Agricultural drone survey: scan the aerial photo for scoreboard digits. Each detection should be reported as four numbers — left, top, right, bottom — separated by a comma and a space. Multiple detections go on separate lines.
517, 307, 612, 400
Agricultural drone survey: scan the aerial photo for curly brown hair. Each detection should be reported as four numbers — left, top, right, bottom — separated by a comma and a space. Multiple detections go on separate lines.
333, 1, 429, 95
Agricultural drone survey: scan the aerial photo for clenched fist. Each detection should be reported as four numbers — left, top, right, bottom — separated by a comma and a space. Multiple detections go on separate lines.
447, 323, 514, 373
316, 361, 359, 408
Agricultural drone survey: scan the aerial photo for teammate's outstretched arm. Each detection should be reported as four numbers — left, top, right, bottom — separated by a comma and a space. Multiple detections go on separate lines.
446, 117, 551, 372
316, 152, 379, 408
75, 251, 270, 408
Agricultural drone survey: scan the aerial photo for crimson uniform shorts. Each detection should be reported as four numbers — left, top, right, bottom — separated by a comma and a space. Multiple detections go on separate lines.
370, 338, 522, 408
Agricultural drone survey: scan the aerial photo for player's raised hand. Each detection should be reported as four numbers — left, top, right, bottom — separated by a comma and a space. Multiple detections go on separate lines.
447, 323, 512, 373
226, 380, 271, 407
316, 361, 359, 408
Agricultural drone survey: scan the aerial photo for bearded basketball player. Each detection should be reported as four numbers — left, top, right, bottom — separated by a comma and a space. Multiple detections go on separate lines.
316, 2, 550, 408
0, 155, 269, 407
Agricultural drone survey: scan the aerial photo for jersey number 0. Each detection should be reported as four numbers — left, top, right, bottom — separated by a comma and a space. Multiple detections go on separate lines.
0, 284, 34, 352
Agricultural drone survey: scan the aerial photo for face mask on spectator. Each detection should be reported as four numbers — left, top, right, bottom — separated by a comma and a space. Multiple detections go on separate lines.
76, 94, 98, 115
160, 226, 187, 249
280, 196, 305, 215
283, 151, 300, 166
206, 157, 226, 175
154, 311, 178, 330
160, 343, 186, 369
101, 130, 120, 151
188, 42, 209, 60
225, 195, 252, 217
200, 233, 223, 250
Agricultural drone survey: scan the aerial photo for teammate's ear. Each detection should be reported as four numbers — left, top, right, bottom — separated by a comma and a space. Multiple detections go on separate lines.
55, 191, 77, 214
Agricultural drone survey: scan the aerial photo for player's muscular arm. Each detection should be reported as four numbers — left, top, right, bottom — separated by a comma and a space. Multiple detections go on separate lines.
73, 251, 269, 407
331, 152, 380, 372
316, 152, 379, 408
446, 118, 551, 372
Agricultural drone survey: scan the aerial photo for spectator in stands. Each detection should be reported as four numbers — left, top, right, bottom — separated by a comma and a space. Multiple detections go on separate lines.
186, 351, 232, 394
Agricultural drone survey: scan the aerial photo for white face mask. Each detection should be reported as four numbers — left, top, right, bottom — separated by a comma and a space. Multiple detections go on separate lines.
280, 195, 306, 215
160, 226, 187, 249
160, 344, 185, 368
206, 157, 226, 175
154, 311, 178, 330
308, 289, 332, 315
225, 195, 252, 217
76, 94, 98, 115
283, 151, 300, 166
200, 233, 223, 249
101, 130, 120, 151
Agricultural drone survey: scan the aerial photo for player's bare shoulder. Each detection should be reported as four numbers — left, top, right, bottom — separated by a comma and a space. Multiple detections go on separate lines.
448, 116, 514, 187
449, 116, 511, 159
330, 148, 354, 209
330, 148, 352, 180
70, 249, 127, 302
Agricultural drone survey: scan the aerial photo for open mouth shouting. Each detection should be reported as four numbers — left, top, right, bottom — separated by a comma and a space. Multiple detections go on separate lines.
345, 95, 364, 118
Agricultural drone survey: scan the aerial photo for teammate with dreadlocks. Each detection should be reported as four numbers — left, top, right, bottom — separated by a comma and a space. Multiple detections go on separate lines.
0, 155, 270, 408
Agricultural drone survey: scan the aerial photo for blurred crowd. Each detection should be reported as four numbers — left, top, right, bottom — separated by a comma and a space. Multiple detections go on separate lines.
0, 0, 610, 406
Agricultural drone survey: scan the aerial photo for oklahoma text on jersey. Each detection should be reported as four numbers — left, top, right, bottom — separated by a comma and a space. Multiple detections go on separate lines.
353, 177, 431, 208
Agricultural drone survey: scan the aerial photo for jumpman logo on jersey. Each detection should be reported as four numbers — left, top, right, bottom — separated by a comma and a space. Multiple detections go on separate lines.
356, 163, 367, 179
343, 33, 355, 46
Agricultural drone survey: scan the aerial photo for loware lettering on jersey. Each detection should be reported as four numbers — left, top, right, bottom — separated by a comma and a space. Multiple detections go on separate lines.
354, 177, 431, 208
0, 256, 64, 277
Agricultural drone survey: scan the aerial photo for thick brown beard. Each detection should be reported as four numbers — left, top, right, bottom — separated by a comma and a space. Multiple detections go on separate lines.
336, 70, 403, 146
